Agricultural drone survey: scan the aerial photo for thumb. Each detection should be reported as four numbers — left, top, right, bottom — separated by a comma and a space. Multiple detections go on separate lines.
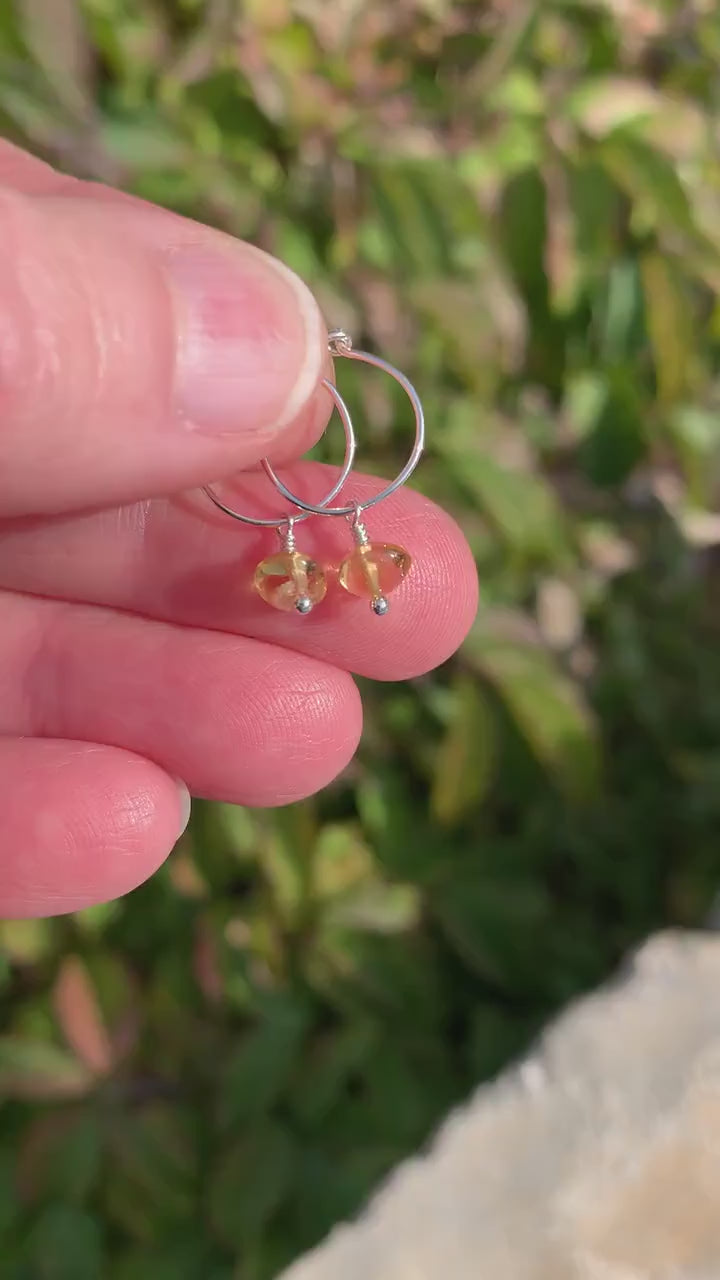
0, 185, 328, 516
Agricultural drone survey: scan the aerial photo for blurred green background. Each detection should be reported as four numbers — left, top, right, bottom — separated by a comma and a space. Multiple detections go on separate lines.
2, 0, 720, 1276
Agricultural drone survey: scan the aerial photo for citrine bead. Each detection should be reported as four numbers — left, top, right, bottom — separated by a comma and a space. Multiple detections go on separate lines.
337, 542, 412, 609
253, 550, 327, 613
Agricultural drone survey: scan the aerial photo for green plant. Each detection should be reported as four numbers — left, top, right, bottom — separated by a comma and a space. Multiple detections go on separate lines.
2, 1, 720, 1275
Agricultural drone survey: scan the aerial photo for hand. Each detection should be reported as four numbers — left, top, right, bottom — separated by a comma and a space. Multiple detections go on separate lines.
0, 141, 477, 917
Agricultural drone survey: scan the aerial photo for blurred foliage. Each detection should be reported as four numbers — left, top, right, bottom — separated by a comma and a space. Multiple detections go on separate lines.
2, 0, 720, 1275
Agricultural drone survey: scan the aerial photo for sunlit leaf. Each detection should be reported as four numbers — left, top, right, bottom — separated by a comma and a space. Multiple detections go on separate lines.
439, 427, 569, 561
640, 250, 696, 404
0, 918, 53, 965
100, 116, 190, 169
465, 625, 601, 800
599, 133, 697, 237
411, 273, 525, 388
568, 76, 665, 137
0, 1036, 92, 1100
320, 882, 421, 934
312, 823, 376, 899
567, 75, 705, 161
579, 368, 647, 486
369, 165, 457, 277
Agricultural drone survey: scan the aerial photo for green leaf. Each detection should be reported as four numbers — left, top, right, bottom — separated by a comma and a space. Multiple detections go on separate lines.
434, 872, 553, 989
360, 1043, 450, 1144
209, 1121, 296, 1247
18, 0, 93, 117
595, 258, 644, 364
22, 1205, 103, 1280
111, 1236, 227, 1280
431, 676, 497, 824
369, 165, 457, 277
100, 116, 190, 169
312, 823, 376, 899
640, 250, 696, 404
321, 883, 421, 935
599, 133, 697, 237
440, 429, 568, 562
219, 1004, 308, 1127
111, 1249, 226, 1280
467, 2, 538, 99
411, 273, 524, 390
465, 626, 601, 800
71, 901, 122, 937
567, 75, 705, 162
288, 1022, 377, 1127
105, 1106, 198, 1242
0, 1148, 19, 1238
355, 772, 443, 883
569, 160, 619, 264
568, 76, 664, 137
0, 1036, 92, 1100
579, 369, 647, 486
18, 1108, 101, 1206
668, 406, 720, 506
0, 70, 68, 148
499, 167, 548, 305
468, 1004, 535, 1079
0, 918, 53, 965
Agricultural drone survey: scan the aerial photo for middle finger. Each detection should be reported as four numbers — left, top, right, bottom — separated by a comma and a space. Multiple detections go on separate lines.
0, 465, 478, 681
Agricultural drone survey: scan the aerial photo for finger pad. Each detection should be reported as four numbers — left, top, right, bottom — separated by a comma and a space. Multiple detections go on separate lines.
0, 739, 181, 916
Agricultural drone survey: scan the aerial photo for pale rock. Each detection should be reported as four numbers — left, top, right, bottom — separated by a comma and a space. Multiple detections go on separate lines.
280, 931, 720, 1280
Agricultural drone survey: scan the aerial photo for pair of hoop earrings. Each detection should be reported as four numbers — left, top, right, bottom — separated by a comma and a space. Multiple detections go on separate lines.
204, 329, 424, 617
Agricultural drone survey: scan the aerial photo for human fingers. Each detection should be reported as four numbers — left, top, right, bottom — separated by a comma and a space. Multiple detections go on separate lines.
0, 737, 189, 918
0, 590, 362, 805
0, 180, 329, 516
0, 468, 478, 680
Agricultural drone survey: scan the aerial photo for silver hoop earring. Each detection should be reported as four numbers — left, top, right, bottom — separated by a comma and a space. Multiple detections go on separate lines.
203, 377, 356, 615
263, 329, 425, 616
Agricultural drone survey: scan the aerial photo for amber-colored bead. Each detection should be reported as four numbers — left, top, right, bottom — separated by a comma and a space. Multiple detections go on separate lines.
253, 550, 327, 613
338, 543, 412, 603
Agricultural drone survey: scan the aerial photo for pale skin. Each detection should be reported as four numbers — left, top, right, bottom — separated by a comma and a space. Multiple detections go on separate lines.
0, 139, 478, 918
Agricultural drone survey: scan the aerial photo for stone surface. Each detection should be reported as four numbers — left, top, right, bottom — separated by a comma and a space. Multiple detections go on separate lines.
281, 931, 720, 1280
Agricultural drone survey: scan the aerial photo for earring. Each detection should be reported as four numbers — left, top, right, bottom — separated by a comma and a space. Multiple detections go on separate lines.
203, 377, 356, 615
263, 329, 425, 616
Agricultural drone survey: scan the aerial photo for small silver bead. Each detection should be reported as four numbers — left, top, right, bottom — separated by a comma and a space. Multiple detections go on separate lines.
295, 596, 313, 615
371, 596, 390, 616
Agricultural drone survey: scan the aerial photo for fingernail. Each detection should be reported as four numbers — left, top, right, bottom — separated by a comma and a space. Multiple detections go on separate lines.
167, 242, 325, 436
175, 778, 192, 837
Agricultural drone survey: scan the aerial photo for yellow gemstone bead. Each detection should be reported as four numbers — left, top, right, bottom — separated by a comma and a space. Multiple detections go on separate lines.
253, 550, 327, 613
338, 542, 412, 606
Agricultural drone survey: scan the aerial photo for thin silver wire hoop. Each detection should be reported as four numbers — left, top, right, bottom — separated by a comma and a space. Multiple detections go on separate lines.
203, 377, 356, 528
262, 334, 424, 518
